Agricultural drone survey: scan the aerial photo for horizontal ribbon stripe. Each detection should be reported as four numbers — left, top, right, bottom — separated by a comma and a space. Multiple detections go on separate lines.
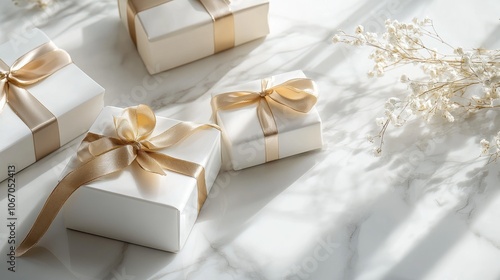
211, 78, 318, 162
16, 104, 219, 257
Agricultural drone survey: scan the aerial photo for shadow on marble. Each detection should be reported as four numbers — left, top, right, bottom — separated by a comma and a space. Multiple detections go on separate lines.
4, 225, 176, 280
274, 0, 434, 76
335, 128, 500, 279
0, 158, 48, 200
286, 80, 500, 279
148, 35, 269, 122
481, 24, 500, 49
72, 13, 267, 113
369, 107, 500, 175
0, 247, 79, 280
351, 180, 500, 280
65, 229, 175, 280
0, 135, 88, 259
197, 148, 327, 238
353, 190, 467, 279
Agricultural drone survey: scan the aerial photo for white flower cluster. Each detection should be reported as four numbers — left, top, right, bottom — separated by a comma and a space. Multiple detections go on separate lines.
11, 0, 56, 8
334, 18, 500, 158
480, 132, 500, 163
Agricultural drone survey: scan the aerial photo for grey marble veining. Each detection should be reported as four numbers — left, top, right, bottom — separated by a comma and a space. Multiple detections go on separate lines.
1, 0, 500, 279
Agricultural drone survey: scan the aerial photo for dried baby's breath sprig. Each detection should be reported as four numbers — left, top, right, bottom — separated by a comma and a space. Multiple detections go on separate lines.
480, 132, 500, 164
333, 18, 500, 157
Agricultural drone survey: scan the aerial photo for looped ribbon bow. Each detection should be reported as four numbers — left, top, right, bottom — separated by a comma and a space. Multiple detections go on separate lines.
211, 78, 318, 162
0, 42, 72, 160
124, 0, 234, 53
16, 104, 220, 257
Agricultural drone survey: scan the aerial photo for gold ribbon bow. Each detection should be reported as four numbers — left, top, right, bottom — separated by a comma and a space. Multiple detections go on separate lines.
16, 104, 219, 256
0, 42, 72, 160
211, 78, 318, 162
123, 0, 234, 53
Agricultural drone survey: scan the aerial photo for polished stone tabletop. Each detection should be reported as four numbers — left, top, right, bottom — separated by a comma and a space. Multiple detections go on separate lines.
1, 0, 500, 279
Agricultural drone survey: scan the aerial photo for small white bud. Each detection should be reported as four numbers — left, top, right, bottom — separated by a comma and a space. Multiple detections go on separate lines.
444, 111, 455, 122
372, 147, 382, 157
454, 47, 464, 55
355, 25, 364, 34
480, 139, 490, 155
376, 117, 386, 127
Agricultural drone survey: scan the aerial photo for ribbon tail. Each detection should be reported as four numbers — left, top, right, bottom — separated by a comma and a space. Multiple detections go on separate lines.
149, 152, 207, 212
145, 122, 220, 149
16, 145, 137, 257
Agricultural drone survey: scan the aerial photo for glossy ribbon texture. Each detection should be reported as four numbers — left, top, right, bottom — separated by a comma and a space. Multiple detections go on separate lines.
0, 42, 72, 160
211, 78, 318, 162
16, 104, 219, 256
124, 0, 234, 53
198, 0, 235, 53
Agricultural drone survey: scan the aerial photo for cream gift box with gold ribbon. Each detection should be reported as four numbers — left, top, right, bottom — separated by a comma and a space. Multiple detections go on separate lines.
32, 106, 222, 254
117, 0, 269, 74
211, 70, 323, 170
0, 28, 104, 182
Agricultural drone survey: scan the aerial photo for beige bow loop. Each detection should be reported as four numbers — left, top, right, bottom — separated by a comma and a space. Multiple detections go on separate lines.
211, 77, 318, 162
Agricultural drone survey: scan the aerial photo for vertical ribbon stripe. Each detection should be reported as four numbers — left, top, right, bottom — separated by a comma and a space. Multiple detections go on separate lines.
198, 0, 235, 53
125, 0, 235, 53
16, 104, 220, 257
0, 42, 72, 160
7, 85, 60, 159
211, 78, 319, 163
257, 97, 279, 161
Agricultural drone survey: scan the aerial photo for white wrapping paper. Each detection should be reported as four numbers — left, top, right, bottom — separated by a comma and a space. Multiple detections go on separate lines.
63, 106, 221, 252
0, 28, 104, 182
212, 70, 323, 170
118, 0, 269, 74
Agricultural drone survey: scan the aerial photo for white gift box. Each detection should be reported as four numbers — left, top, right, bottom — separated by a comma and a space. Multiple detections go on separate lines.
0, 28, 104, 182
117, 0, 270, 74
63, 106, 221, 252
212, 70, 323, 170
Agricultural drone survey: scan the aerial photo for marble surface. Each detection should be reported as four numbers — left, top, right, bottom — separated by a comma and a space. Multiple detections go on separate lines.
1, 0, 500, 279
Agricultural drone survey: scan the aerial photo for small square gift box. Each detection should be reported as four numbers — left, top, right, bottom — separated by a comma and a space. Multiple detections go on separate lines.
117, 0, 270, 74
0, 28, 104, 182
211, 70, 323, 170
16, 105, 221, 256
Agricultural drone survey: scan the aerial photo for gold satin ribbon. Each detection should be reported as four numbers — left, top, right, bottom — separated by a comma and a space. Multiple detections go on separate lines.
198, 0, 235, 53
0, 42, 72, 160
211, 78, 318, 162
16, 104, 220, 257
124, 0, 234, 53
